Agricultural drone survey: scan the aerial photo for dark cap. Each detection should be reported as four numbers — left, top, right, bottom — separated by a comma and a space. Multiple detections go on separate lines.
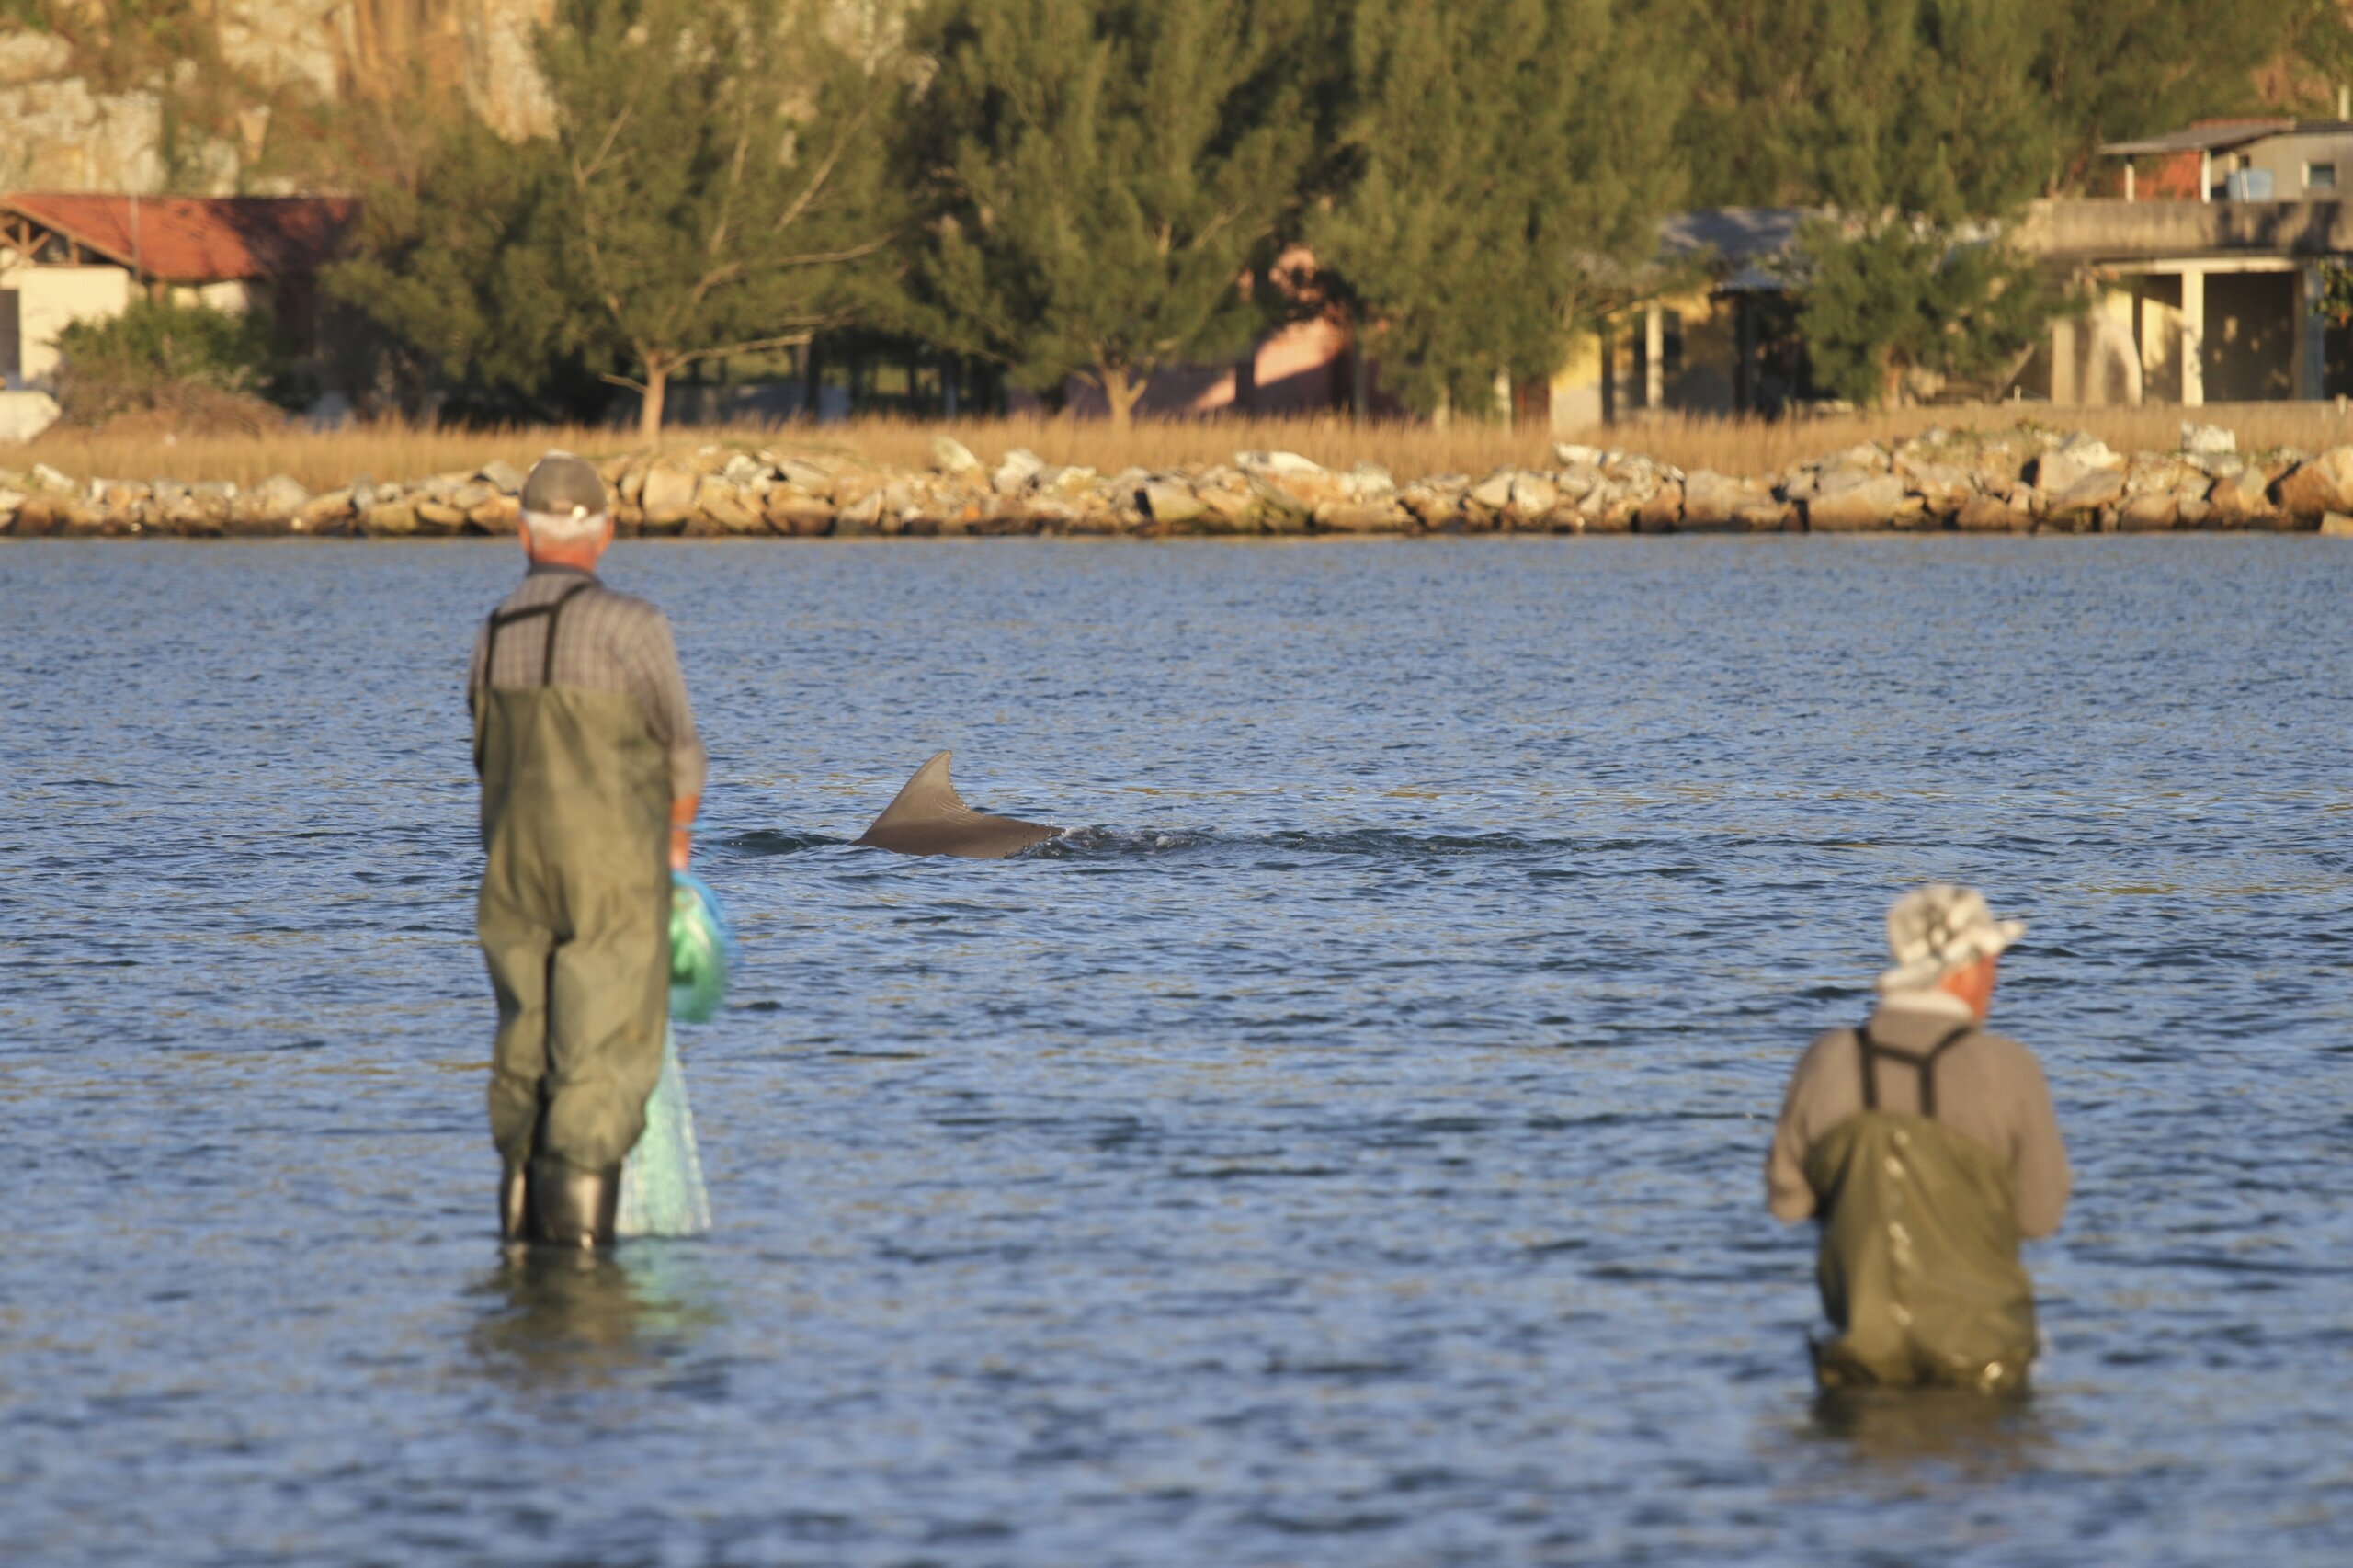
520, 452, 608, 518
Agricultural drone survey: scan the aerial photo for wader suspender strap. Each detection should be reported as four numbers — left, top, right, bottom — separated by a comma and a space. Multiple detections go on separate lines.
1857, 1022, 1975, 1119
472, 581, 594, 770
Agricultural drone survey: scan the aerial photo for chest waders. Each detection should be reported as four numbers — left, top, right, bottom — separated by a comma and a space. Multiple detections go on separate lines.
1802, 1024, 2037, 1392
473, 581, 671, 1248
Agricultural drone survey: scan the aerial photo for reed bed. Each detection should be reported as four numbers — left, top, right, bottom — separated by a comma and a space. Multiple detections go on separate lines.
11, 402, 2353, 492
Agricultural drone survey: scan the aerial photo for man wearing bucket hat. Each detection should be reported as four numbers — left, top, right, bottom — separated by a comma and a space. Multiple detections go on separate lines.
469, 453, 705, 1249
1765, 884, 2070, 1391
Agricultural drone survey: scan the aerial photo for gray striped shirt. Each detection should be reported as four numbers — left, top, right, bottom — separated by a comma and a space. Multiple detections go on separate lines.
467, 564, 707, 801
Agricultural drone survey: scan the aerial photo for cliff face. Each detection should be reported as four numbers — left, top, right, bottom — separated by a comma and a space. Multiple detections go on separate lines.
220, 1, 555, 141
0, 1, 557, 194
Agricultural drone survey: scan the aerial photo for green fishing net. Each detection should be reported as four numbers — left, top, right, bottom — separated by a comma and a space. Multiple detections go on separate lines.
618, 873, 733, 1239
668, 870, 733, 1024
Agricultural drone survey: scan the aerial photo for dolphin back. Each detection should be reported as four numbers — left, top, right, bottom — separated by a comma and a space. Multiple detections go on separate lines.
854, 750, 1058, 859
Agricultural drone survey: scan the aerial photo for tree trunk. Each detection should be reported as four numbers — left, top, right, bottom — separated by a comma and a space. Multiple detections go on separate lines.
640, 362, 669, 437
1099, 364, 1143, 431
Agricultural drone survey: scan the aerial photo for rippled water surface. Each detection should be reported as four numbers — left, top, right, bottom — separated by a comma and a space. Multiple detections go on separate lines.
5, 536, 2350, 1566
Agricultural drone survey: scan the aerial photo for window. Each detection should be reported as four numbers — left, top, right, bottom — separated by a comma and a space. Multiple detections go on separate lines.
2309, 162, 2338, 192
1, 289, 19, 388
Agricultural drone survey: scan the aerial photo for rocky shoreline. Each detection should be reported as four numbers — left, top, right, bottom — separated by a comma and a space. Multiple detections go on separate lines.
8, 423, 2353, 540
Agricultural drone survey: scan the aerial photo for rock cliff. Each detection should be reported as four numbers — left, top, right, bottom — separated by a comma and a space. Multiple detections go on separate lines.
0, 1, 557, 194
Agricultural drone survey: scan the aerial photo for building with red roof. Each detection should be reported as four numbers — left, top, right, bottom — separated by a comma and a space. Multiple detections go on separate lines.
0, 194, 356, 400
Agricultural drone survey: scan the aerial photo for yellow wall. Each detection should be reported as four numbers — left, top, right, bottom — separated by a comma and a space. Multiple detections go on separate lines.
1547, 288, 1741, 432
0, 263, 132, 389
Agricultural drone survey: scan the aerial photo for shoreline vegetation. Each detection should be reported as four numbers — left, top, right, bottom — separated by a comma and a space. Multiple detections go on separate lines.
7, 406, 2353, 540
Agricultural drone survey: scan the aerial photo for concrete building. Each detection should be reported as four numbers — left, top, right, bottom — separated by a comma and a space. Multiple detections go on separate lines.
2017, 198, 2345, 405
2007, 120, 2353, 407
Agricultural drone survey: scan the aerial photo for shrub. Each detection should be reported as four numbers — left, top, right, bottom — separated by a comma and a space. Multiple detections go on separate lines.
51, 298, 292, 430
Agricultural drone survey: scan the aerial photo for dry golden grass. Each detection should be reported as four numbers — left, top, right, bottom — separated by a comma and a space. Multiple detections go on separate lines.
5, 421, 650, 494
11, 403, 2353, 491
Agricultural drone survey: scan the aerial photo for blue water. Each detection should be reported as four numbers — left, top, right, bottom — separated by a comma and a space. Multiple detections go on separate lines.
3, 536, 2349, 1565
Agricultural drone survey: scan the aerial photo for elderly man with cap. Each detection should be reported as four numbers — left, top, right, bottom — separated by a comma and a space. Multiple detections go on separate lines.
1765, 884, 2070, 1392
468, 453, 705, 1248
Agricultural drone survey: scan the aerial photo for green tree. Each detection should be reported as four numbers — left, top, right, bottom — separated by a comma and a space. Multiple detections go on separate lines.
1675, 0, 2053, 216
2036, 1, 2284, 189
896, 0, 1316, 428
1676, 0, 2300, 208
324, 119, 585, 415
1309, 0, 1688, 418
1790, 218, 2058, 404
540, 0, 902, 434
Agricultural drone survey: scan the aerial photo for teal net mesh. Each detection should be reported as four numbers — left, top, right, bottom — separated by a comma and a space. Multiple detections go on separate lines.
618, 873, 733, 1239
667, 870, 733, 1024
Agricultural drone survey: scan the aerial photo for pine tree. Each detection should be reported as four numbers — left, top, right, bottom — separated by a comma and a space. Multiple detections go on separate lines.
1792, 219, 2059, 404
2037, 1, 2284, 188
325, 120, 585, 415
1675, 0, 2052, 216
895, 0, 1316, 429
1308, 0, 1687, 418
539, 0, 901, 434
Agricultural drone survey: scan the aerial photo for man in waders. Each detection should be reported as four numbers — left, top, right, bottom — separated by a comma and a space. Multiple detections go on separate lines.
470, 454, 704, 1248
1766, 884, 2070, 1392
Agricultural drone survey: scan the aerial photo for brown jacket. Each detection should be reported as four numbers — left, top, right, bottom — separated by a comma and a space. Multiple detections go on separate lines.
1767, 994, 2071, 1238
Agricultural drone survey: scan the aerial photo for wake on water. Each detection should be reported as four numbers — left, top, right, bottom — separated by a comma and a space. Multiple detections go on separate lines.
722, 824, 1561, 861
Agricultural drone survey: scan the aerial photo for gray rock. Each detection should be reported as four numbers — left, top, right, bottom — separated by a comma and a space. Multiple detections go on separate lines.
1138, 481, 1206, 525
774, 459, 834, 494
2056, 431, 2123, 469
1506, 472, 1558, 522
640, 460, 698, 525
1551, 442, 1607, 468
930, 436, 983, 476
2179, 421, 2236, 456
2208, 465, 2272, 523
1803, 473, 1909, 531
694, 476, 764, 533
2029, 451, 2095, 494
2116, 494, 2179, 532
1551, 463, 1603, 502
253, 473, 311, 515
0, 391, 61, 444
2048, 469, 2127, 517
1314, 500, 1415, 533
1680, 469, 1766, 528
2272, 445, 2353, 520
992, 448, 1045, 495
1468, 472, 1517, 511
1235, 449, 1326, 478
1955, 494, 2031, 533
479, 460, 526, 494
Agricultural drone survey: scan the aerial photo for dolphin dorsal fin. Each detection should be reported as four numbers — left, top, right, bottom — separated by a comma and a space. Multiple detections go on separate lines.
866, 750, 972, 834
855, 750, 1059, 858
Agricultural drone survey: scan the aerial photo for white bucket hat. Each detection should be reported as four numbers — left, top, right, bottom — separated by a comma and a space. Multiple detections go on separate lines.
1878, 883, 2028, 994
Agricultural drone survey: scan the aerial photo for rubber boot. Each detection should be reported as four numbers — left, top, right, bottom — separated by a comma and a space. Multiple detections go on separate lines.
499, 1162, 536, 1244
529, 1157, 620, 1249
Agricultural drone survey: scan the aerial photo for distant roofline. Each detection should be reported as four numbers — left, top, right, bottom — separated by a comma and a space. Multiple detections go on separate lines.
0, 193, 357, 283
2097, 119, 2353, 157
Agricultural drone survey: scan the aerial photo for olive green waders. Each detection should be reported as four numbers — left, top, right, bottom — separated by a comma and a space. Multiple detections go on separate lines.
1802, 1024, 2038, 1392
472, 581, 671, 1247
